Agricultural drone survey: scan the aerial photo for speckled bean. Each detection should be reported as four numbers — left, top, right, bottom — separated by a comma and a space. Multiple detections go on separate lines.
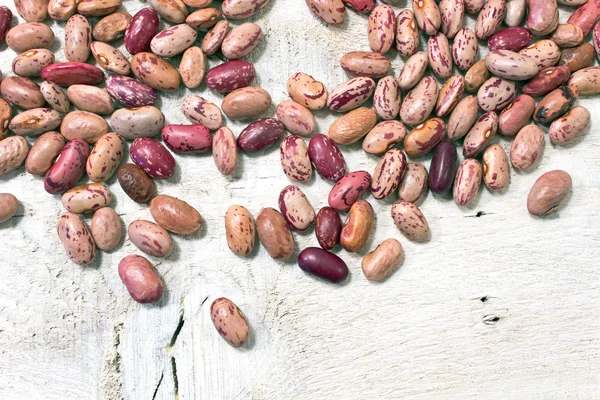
77, 0, 121, 16
128, 220, 173, 257
6, 22, 54, 53
315, 207, 342, 250
465, 60, 490, 92
65, 14, 92, 62
519, 40, 561, 70
329, 107, 377, 145
568, 66, 600, 95
412, 0, 441, 35
25, 131, 65, 175
475, 0, 506, 39
559, 43, 595, 72
91, 207, 121, 251
111, 106, 164, 140
568, 0, 600, 36
403, 118, 445, 157
527, 170, 572, 216
67, 85, 113, 114
213, 127, 238, 176
400, 76, 439, 126
48, 0, 77, 21
57, 212, 95, 265
118, 255, 163, 303
12, 49, 55, 77
428, 139, 457, 194
182, 96, 223, 130
486, 50, 538, 80
0, 100, 10, 140
256, 207, 294, 261
327, 77, 375, 113
279, 185, 315, 232
210, 297, 250, 347
222, 87, 271, 120
131, 52, 180, 92
435, 74, 464, 117
482, 144, 509, 191
148, 0, 188, 23
340, 200, 373, 253
306, 0, 346, 24
86, 133, 123, 182
223, 0, 270, 20
105, 76, 157, 108
118, 164, 154, 203
9, 108, 62, 136
40, 81, 69, 113
526, 0, 558, 36
344, 0, 375, 13
150, 195, 201, 235
61, 111, 108, 143
124, 8, 158, 55
552, 24, 583, 48
452, 27, 478, 71
396, 163, 427, 204
287, 72, 328, 110
477, 77, 516, 112
395, 10, 419, 57
1, 76, 45, 109
185, 8, 221, 29
440, 0, 463, 38
397, 52, 428, 90
505, 0, 526, 27
328, 171, 371, 211
371, 148, 407, 200
488, 27, 532, 52
237, 118, 285, 152
280, 135, 312, 182
93, 11, 131, 41
374, 76, 400, 120
15, 0, 48, 22
276, 101, 316, 136
362, 120, 406, 155
91, 41, 131, 75
391, 201, 430, 242
40, 62, 105, 86
510, 124, 544, 170
202, 20, 229, 55
161, 124, 211, 153
463, 112, 498, 158
44, 139, 90, 194
522, 66, 570, 97
0, 6, 12, 43
308, 134, 346, 182
498, 94, 535, 136
368, 5, 395, 54
0, 136, 29, 176
61, 183, 112, 214
150, 24, 197, 58
222, 22, 262, 59
428, 33, 452, 79
534, 86, 578, 124
340, 51, 391, 79
464, 0, 484, 13
447, 96, 478, 140
453, 159, 482, 206
549, 106, 590, 144
180, 47, 206, 89
130, 138, 175, 180
225, 205, 255, 257
594, 23, 600, 59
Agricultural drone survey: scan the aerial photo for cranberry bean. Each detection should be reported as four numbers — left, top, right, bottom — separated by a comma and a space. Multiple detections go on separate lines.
124, 8, 159, 55
118, 255, 163, 303
548, 106, 590, 145
298, 248, 349, 283
510, 124, 544, 170
328, 171, 372, 211
522, 66, 570, 97
278, 185, 315, 232
221, 22, 262, 59
368, 5, 396, 54
57, 212, 96, 266
41, 62, 104, 86
315, 207, 342, 250
280, 135, 312, 182
237, 118, 285, 152
25, 131, 65, 175
161, 124, 212, 154
463, 112, 498, 158
429, 139, 457, 194
213, 127, 238, 176
362, 120, 406, 155
452, 27, 478, 71
206, 60, 255, 93
371, 148, 407, 200
130, 138, 176, 180
105, 76, 157, 108
276, 101, 316, 137
527, 170, 572, 216
391, 201, 430, 242
453, 159, 482, 207
498, 94, 535, 136
398, 162, 428, 203
308, 134, 346, 182
340, 51, 391, 78
210, 297, 250, 347
44, 139, 90, 195
482, 144, 510, 191
327, 77, 375, 113
395, 10, 419, 57
488, 27, 532, 52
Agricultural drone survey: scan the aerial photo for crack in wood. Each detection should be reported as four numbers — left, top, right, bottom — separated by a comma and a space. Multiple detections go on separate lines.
167, 296, 185, 352
171, 357, 179, 399
151, 372, 164, 400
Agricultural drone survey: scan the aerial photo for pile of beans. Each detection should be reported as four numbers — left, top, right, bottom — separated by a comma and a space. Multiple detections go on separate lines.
0, 0, 591, 347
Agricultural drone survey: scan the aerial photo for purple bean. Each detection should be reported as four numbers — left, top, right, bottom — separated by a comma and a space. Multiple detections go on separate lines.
308, 134, 346, 182
129, 138, 176, 180
0, 6, 13, 43
40, 62, 104, 86
315, 207, 342, 250
44, 139, 90, 195
105, 75, 157, 108
298, 247, 349, 283
236, 118, 285, 152
428, 139, 458, 194
124, 8, 159, 55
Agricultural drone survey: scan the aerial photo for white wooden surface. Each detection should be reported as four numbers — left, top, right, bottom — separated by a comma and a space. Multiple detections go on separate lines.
0, 1, 599, 399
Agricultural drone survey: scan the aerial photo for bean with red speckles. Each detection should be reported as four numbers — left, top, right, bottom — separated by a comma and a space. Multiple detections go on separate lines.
86, 133, 124, 183
105, 76, 157, 108
329, 171, 372, 211
399, 162, 428, 203
436, 74, 464, 117
593, 23, 600, 59
527, 170, 572, 216
206, 60, 256, 93
14, 0, 48, 22
568, 0, 600, 36
0, 6, 12, 43
327, 76, 375, 112
93, 11, 131, 41
48, 0, 76, 20
256, 207, 294, 261
391, 201, 430, 242
400, 76, 439, 126
213, 127, 238, 176
329, 107, 377, 145
222, 87, 271, 120
522, 66, 570, 97
225, 205, 255, 257
315, 207, 342, 250
210, 298, 250, 347
125, 8, 158, 55
61, 111, 108, 143
77, 0, 121, 16
499, 94, 535, 136
440, 0, 463, 38
453, 159, 482, 207
553, 24, 583, 49
91, 41, 130, 75
486, 50, 538, 80
26, 131, 65, 175
130, 138, 175, 180
61, 183, 112, 214
276, 101, 316, 136
463, 112, 498, 158
559, 43, 595, 72
465, 60, 490, 92
1, 76, 45, 109
306, 0, 346, 24
186, 8, 221, 29
568, 66, 600, 95
403, 118, 445, 157
413, 0, 441, 35
475, 0, 505, 39
128, 220, 173, 258
6, 22, 54, 53
519, 40, 561, 70
477, 77, 516, 112
41, 62, 105, 86
482, 144, 510, 191
65, 15, 92, 63
118, 164, 154, 203
287, 72, 328, 110
119, 255, 163, 303
373, 76, 400, 120
180, 47, 206, 89
428, 33, 452, 79
344, 0, 375, 13
161, 124, 212, 153
526, 0, 558, 36
452, 27, 478, 71
202, 20, 229, 55
147, 0, 187, 23
298, 247, 349, 283
362, 239, 403, 282
182, 96, 223, 130
150, 24, 197, 58
0, 136, 29, 177
224, 0, 270, 19
91, 207, 121, 251
44, 139, 90, 194
12, 49, 55, 77
488, 27, 532, 52
341, 200, 373, 253
371, 148, 407, 200
279, 185, 315, 232
339, 52, 391, 79
67, 85, 113, 114
308, 134, 346, 182
237, 118, 285, 152
362, 120, 406, 155
534, 86, 578, 124
112, 106, 165, 140
549, 106, 590, 145
57, 212, 96, 265
510, 124, 544, 170
395, 10, 419, 57
280, 135, 312, 182
398, 52, 428, 90
368, 5, 396, 54
131, 52, 181, 92
222, 22, 262, 59
464, 0, 484, 14
429, 139, 457, 194
9, 108, 62, 136
40, 81, 69, 113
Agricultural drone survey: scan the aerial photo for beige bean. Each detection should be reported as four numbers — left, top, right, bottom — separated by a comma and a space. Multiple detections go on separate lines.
256, 208, 294, 261
61, 111, 108, 143
340, 51, 391, 78
148, 0, 188, 23
510, 124, 545, 170
65, 14, 92, 62
61, 183, 112, 214
504, 0, 525, 27
86, 132, 124, 182
210, 297, 250, 347
182, 96, 223, 130
15, 0, 48, 22
465, 60, 490, 92
77, 0, 122, 16
57, 212, 96, 265
362, 120, 407, 155
276, 101, 316, 136
67, 85, 114, 114
398, 52, 428, 90
568, 66, 600, 96
150, 195, 202, 235
131, 52, 181, 92
485, 50, 539, 80
551, 24, 584, 48
398, 162, 428, 203
186, 7, 221, 29
0, 136, 30, 176
549, 106, 590, 145
482, 144, 509, 191
150, 24, 197, 57
92, 11, 131, 41
9, 108, 62, 136
400, 76, 439, 126
527, 170, 572, 216
0, 100, 11, 140
118, 255, 163, 303
519, 40, 561, 70
391, 200, 430, 242
222, 87, 271, 120
48, 0, 77, 21
287, 72, 328, 110
202, 20, 229, 55
361, 238, 404, 282
40, 81, 70, 113
447, 95, 478, 140
463, 111, 498, 158
453, 159, 482, 206
329, 107, 377, 145
212, 127, 238, 176
6, 23, 54, 53
1, 76, 45, 109
306, 0, 346, 24
413, 0, 441, 35
222, 22, 262, 59
179, 47, 206, 89
403, 118, 445, 157
91, 207, 121, 251
25, 131, 65, 175
0, 193, 19, 223
128, 220, 173, 257
91, 41, 131, 75
111, 106, 165, 139
498, 94, 535, 136
12, 49, 55, 77
340, 200, 374, 253
225, 205, 255, 257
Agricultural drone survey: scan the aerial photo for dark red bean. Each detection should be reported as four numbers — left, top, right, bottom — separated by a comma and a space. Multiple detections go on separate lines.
40, 62, 105, 86
308, 134, 346, 182
130, 138, 176, 179
298, 247, 349, 283
205, 60, 256, 93
161, 124, 212, 153
0, 6, 13, 43
44, 139, 90, 195
488, 27, 532, 52
315, 207, 342, 250
522, 66, 570, 98
236, 118, 285, 152
124, 8, 159, 55
428, 139, 458, 194
328, 171, 372, 211
105, 76, 158, 108
343, 0, 376, 13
